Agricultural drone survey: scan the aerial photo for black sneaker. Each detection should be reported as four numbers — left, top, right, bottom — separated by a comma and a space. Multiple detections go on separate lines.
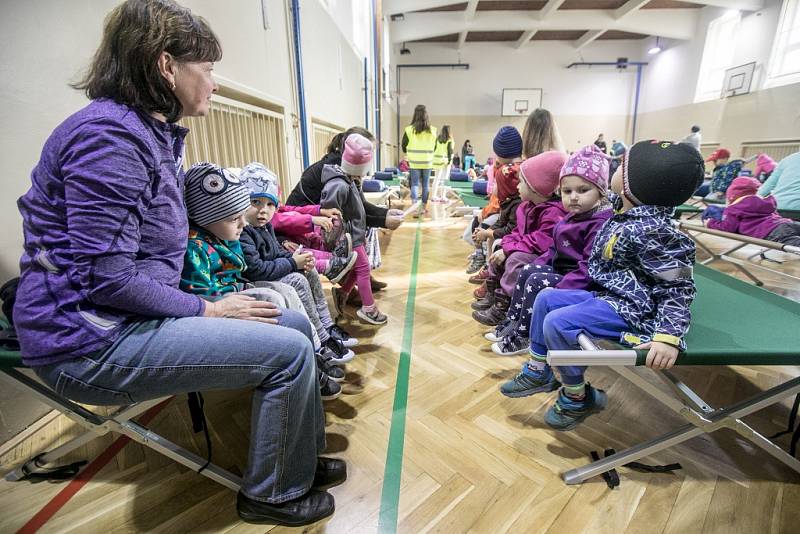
316, 349, 346, 382
324, 252, 357, 285
324, 337, 355, 365
319, 370, 342, 401
332, 232, 353, 258
328, 325, 358, 348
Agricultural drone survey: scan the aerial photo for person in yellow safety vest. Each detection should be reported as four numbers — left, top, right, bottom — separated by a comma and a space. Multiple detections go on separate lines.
402, 104, 437, 217
431, 125, 454, 202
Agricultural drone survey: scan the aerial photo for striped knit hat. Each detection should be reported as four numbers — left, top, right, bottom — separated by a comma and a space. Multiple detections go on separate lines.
184, 162, 251, 226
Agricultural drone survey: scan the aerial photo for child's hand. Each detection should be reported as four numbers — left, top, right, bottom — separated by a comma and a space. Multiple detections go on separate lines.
703, 218, 710, 227
635, 341, 679, 370
283, 241, 299, 252
489, 249, 506, 266
473, 228, 491, 242
320, 207, 341, 219
312, 216, 333, 232
292, 251, 314, 271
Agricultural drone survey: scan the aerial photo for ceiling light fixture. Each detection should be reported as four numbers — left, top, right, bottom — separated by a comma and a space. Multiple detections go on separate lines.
648, 36, 662, 55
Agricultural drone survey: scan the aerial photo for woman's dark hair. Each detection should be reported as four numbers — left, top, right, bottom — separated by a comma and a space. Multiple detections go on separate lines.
73, 0, 222, 123
326, 126, 375, 155
410, 104, 430, 134
522, 108, 559, 158
691, 125, 701, 133
437, 125, 451, 144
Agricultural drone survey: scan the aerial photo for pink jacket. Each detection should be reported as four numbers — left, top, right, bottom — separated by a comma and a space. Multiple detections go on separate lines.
753, 153, 777, 179
502, 199, 566, 256
270, 204, 320, 238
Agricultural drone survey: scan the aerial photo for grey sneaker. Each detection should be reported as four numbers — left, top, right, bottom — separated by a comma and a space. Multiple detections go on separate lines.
324, 252, 357, 284
357, 307, 387, 325
499, 366, 560, 398
316, 349, 346, 382
544, 384, 607, 431
466, 251, 485, 275
319, 371, 342, 401
332, 232, 353, 258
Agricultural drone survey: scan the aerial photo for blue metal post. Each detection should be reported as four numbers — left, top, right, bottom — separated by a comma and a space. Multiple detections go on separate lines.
290, 0, 310, 168
372, 0, 381, 169
364, 58, 370, 129
632, 64, 643, 145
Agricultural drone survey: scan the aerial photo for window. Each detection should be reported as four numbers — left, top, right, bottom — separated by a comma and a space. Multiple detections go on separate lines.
766, 0, 800, 88
352, 0, 371, 58
694, 10, 741, 102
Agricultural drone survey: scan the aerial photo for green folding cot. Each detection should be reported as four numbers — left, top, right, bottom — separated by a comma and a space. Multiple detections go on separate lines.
547, 264, 800, 485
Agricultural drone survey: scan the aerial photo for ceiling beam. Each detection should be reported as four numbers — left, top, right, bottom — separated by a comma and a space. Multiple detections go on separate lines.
465, 0, 479, 20
457, 31, 468, 50
677, 0, 764, 10
614, 0, 650, 20
391, 9, 698, 43
575, 30, 605, 50
515, 30, 538, 50
538, 0, 566, 20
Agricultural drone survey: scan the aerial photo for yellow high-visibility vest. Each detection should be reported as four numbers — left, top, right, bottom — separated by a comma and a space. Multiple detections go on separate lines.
432, 137, 454, 170
404, 125, 437, 169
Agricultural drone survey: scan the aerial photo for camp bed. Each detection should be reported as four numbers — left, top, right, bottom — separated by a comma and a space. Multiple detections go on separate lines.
677, 220, 800, 286
547, 264, 800, 485
0, 347, 242, 491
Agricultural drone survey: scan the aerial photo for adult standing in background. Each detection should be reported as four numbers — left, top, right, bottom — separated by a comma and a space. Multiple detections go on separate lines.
594, 133, 607, 154
681, 125, 702, 151
759, 151, 800, 211
462, 139, 475, 170
431, 124, 454, 201
13, 0, 335, 526
402, 104, 437, 217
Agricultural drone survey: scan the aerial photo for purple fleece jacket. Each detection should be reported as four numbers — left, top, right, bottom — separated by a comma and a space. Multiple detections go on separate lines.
15, 99, 206, 366
706, 195, 789, 239
535, 207, 613, 289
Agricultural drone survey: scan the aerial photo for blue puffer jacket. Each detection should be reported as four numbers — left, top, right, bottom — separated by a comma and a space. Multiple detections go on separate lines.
588, 195, 696, 349
239, 223, 299, 282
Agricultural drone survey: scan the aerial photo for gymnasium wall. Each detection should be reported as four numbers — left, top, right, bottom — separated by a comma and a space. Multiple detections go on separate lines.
637, 0, 800, 153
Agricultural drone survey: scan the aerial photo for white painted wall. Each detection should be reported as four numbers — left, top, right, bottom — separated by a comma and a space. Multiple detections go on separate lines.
637, 0, 800, 148
0, 0, 367, 283
393, 39, 646, 158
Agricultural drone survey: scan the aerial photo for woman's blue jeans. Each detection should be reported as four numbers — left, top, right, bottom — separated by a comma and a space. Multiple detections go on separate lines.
408, 168, 431, 203
33, 309, 324, 504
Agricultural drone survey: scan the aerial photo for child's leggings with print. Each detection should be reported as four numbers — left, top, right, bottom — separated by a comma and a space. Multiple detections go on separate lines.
505, 264, 563, 338
280, 271, 335, 343
339, 245, 373, 307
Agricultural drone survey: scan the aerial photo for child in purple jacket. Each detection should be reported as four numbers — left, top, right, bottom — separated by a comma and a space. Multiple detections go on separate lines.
705, 176, 800, 247
472, 151, 567, 326
489, 145, 612, 356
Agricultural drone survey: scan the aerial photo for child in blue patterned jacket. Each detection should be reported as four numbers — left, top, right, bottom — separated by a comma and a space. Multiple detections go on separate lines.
505, 140, 705, 430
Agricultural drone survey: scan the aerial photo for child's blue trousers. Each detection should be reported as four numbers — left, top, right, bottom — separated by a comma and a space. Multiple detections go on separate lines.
529, 288, 630, 386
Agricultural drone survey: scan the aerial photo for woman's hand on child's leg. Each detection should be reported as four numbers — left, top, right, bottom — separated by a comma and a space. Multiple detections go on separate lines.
636, 341, 679, 370
204, 294, 282, 324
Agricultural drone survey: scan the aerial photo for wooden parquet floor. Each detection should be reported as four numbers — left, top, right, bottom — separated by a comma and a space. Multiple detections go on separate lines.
2, 208, 800, 533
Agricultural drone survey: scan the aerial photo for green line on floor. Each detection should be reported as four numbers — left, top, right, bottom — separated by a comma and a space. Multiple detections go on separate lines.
377, 221, 422, 534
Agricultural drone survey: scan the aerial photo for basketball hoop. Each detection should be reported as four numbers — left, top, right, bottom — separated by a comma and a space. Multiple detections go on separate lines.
392, 90, 411, 105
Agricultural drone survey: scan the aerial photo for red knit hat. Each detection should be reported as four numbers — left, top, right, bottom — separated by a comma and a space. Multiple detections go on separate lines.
706, 148, 731, 162
519, 151, 568, 197
726, 176, 761, 203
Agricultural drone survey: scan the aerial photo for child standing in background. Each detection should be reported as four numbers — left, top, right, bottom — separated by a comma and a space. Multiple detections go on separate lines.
472, 150, 567, 326
491, 145, 612, 358
322, 134, 388, 325
503, 141, 704, 430
705, 176, 800, 247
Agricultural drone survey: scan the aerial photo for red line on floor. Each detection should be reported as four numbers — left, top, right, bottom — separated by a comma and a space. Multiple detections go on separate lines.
16, 398, 173, 534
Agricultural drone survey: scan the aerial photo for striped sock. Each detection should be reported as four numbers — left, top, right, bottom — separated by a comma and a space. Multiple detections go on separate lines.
527, 351, 548, 371
563, 382, 586, 401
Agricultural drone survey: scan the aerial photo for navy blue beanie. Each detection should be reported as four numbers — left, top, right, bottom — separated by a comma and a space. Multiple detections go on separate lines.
493, 126, 523, 159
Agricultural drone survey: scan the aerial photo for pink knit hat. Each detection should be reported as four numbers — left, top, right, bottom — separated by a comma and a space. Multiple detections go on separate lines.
341, 133, 374, 177
726, 176, 761, 203
519, 151, 569, 197
560, 144, 609, 194
756, 153, 777, 174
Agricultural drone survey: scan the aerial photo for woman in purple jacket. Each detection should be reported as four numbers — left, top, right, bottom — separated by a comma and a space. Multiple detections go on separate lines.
490, 145, 612, 360
14, 0, 337, 526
